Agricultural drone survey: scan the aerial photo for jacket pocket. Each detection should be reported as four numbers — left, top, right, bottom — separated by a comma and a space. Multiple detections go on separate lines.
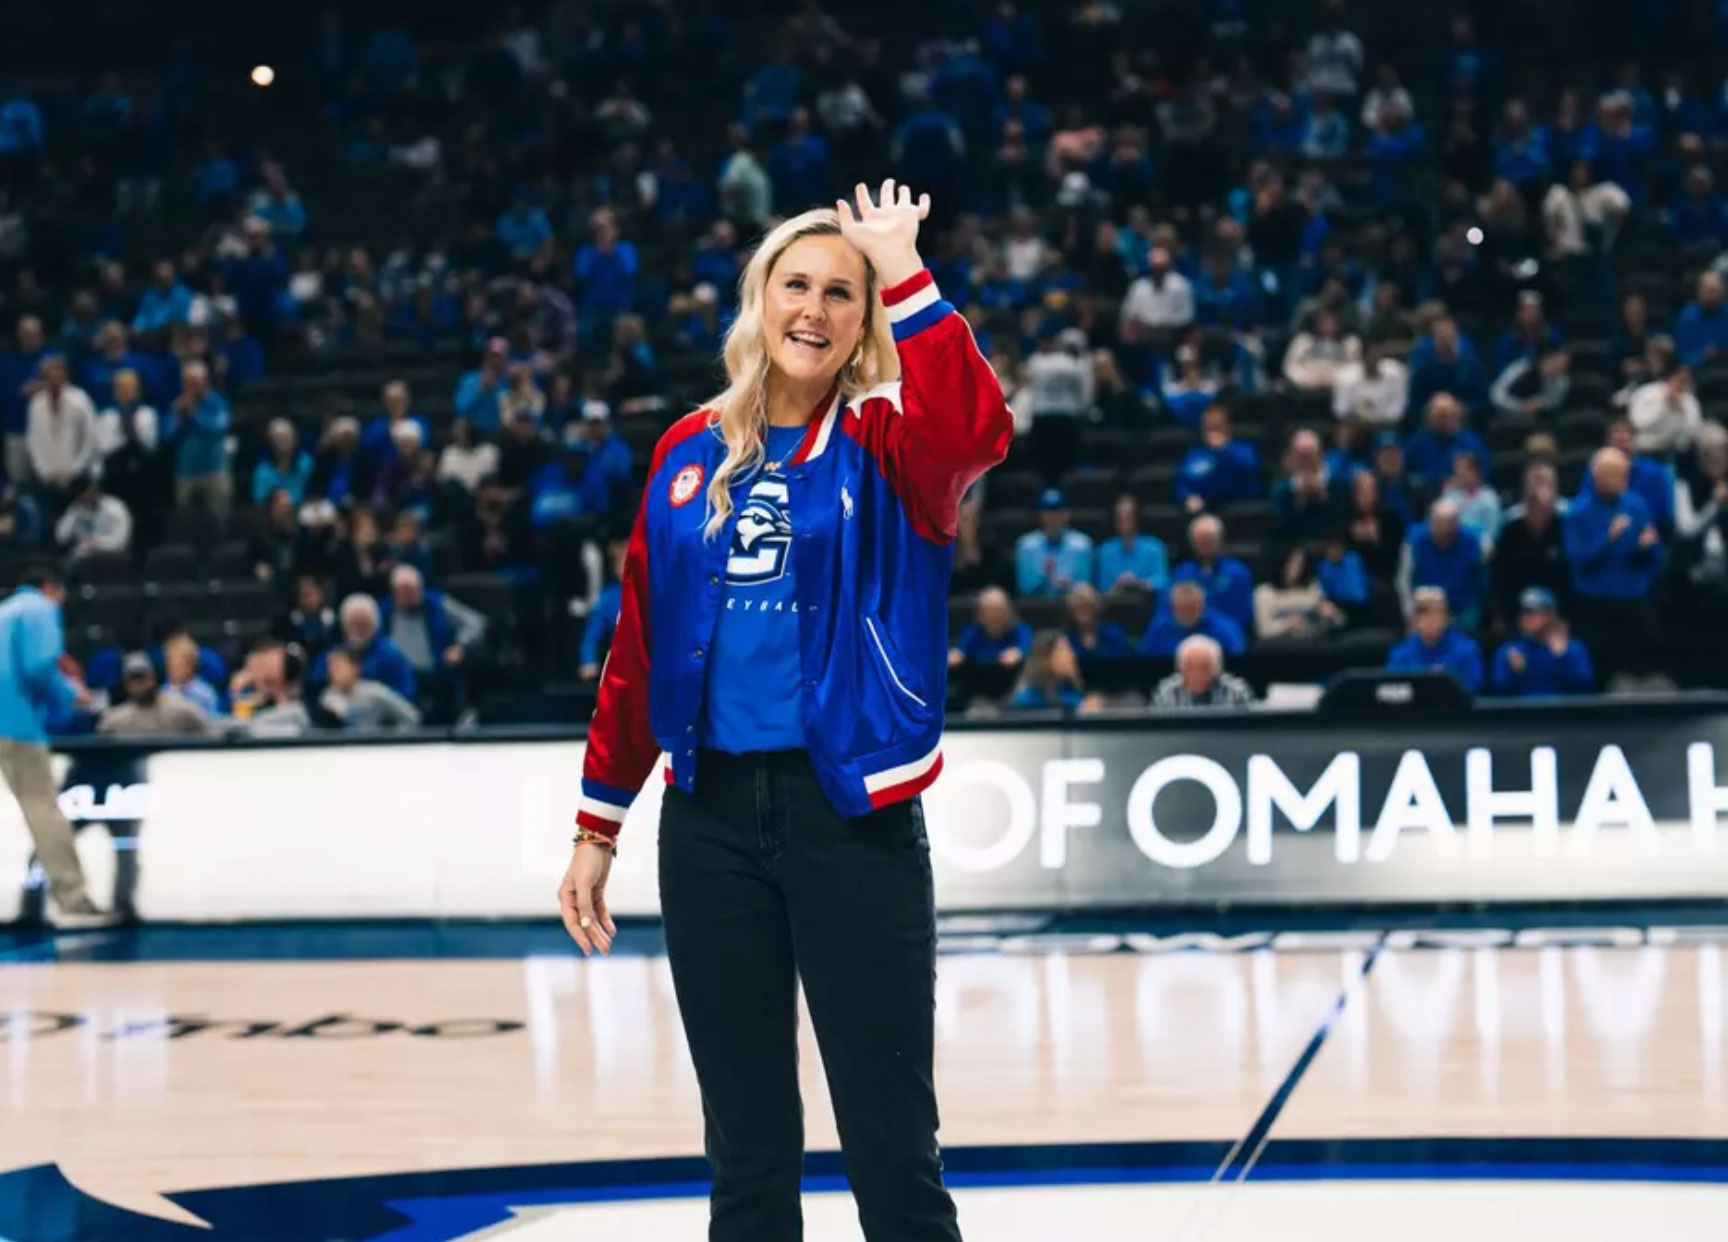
863, 615, 930, 713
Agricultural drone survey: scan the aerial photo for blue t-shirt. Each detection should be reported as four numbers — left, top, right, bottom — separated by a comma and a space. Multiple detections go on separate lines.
700, 425, 807, 753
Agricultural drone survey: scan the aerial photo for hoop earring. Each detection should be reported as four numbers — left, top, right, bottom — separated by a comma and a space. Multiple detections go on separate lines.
846, 344, 864, 377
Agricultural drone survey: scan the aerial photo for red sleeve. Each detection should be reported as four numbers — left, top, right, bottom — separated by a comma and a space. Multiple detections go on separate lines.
850, 270, 1015, 543
577, 418, 710, 838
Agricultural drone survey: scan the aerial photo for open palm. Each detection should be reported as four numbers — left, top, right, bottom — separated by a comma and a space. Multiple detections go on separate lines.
838, 179, 929, 288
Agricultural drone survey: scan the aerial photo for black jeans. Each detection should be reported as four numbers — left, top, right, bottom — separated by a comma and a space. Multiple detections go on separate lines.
659, 748, 961, 1242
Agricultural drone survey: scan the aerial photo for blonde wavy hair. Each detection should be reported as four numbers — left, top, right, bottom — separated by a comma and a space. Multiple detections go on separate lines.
701, 207, 901, 538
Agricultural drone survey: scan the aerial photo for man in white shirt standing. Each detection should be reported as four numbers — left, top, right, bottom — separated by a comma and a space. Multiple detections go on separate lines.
25, 354, 99, 502
1119, 246, 1195, 339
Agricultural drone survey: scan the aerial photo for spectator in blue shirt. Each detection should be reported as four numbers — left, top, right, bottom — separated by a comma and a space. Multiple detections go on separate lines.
131, 260, 193, 340
1097, 493, 1169, 594
225, 217, 291, 332
1142, 580, 1248, 658
565, 404, 633, 513
1173, 512, 1256, 636
251, 418, 314, 506
578, 539, 629, 681
1398, 498, 1489, 630
1579, 91, 1653, 202
454, 339, 510, 433
1408, 320, 1490, 416
1015, 488, 1096, 597
167, 360, 231, 518
948, 587, 1033, 671
1063, 582, 1134, 671
768, 107, 831, 213
1586, 416, 1676, 532
1493, 292, 1563, 374
1385, 587, 1483, 692
313, 593, 416, 700
1009, 631, 1091, 712
248, 161, 308, 242
1669, 165, 1728, 249
362, 380, 433, 468
1176, 405, 1263, 513
1404, 393, 1492, 496
1675, 271, 1728, 366
1301, 91, 1351, 160
1564, 447, 1665, 685
496, 195, 553, 261
1490, 588, 1596, 697
573, 209, 640, 350
1494, 99, 1551, 190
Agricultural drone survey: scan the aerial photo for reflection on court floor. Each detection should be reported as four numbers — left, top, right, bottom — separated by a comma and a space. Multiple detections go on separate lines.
1, 919, 1725, 1240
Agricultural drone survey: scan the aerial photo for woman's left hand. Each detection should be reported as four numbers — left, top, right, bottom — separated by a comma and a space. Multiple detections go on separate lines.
838, 179, 929, 288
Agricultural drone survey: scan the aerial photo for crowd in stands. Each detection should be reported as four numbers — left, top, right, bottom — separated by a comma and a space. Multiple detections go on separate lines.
4, 0, 1728, 731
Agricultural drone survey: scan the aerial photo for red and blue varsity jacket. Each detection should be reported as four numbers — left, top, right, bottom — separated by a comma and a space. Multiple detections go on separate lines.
577, 270, 1013, 836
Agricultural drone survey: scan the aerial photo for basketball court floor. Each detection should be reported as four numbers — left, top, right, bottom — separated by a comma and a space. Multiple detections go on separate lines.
1, 913, 1726, 1240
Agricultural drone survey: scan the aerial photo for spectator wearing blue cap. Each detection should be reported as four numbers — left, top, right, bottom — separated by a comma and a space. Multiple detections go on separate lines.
1490, 588, 1595, 697
1141, 579, 1248, 659
1398, 498, 1489, 631
1015, 488, 1095, 597
1385, 587, 1483, 693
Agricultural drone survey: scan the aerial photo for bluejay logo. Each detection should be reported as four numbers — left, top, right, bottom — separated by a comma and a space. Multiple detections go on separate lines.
727, 470, 792, 584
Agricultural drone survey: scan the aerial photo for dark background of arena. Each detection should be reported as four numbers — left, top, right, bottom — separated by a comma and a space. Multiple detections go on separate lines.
2, 0, 1724, 735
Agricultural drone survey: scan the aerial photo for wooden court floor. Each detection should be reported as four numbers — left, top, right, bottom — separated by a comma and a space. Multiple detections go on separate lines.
1, 924, 1726, 1240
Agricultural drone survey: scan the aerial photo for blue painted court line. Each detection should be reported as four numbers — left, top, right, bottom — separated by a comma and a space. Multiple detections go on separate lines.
1215, 945, 1381, 1183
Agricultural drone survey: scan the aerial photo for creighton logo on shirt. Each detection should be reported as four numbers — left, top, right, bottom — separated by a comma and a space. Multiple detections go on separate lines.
727, 468, 792, 585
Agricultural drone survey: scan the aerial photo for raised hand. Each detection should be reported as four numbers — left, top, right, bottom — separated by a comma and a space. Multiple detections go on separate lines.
837, 179, 929, 288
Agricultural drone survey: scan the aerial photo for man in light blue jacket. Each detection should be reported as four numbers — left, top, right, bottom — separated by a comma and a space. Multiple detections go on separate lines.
0, 566, 108, 925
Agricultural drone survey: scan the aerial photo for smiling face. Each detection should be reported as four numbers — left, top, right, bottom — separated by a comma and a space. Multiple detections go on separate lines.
763, 234, 869, 390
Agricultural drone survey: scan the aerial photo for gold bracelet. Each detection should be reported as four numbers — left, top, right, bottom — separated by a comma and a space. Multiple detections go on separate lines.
574, 827, 618, 856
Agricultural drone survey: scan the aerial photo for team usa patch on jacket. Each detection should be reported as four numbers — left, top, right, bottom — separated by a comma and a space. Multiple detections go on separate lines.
669, 464, 703, 507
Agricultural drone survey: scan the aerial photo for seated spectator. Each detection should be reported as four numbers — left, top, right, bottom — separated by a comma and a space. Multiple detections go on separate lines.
1398, 498, 1488, 630
437, 419, 499, 496
1176, 405, 1262, 514
948, 587, 1032, 669
242, 640, 316, 737
1015, 488, 1095, 597
1493, 462, 1570, 623
500, 364, 547, 428
382, 564, 485, 721
310, 417, 373, 508
1404, 393, 1491, 498
1155, 342, 1222, 428
1385, 587, 1483, 693
162, 633, 222, 717
1173, 514, 1255, 636
53, 473, 130, 561
249, 488, 305, 584
579, 539, 628, 681
1675, 271, 1728, 367
314, 593, 417, 700
1369, 432, 1414, 522
1490, 345, 1571, 422
318, 647, 422, 731
1440, 451, 1503, 544
1283, 312, 1361, 391
1063, 583, 1134, 670
1254, 546, 1346, 640
1564, 447, 1664, 686
1490, 588, 1596, 697
131, 260, 193, 339
1009, 631, 1092, 711
1119, 246, 1195, 339
1331, 341, 1409, 427
361, 380, 432, 467
1493, 292, 1563, 374
1141, 580, 1248, 658
1151, 634, 1256, 709
1316, 537, 1375, 624
565, 402, 634, 512
1408, 317, 1489, 416
454, 339, 510, 433
1271, 428, 1346, 545
1626, 365, 1701, 456
275, 572, 339, 658
496, 194, 553, 261
1346, 466, 1408, 585
252, 418, 314, 506
97, 652, 211, 737
1675, 421, 1728, 589
1670, 165, 1728, 250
